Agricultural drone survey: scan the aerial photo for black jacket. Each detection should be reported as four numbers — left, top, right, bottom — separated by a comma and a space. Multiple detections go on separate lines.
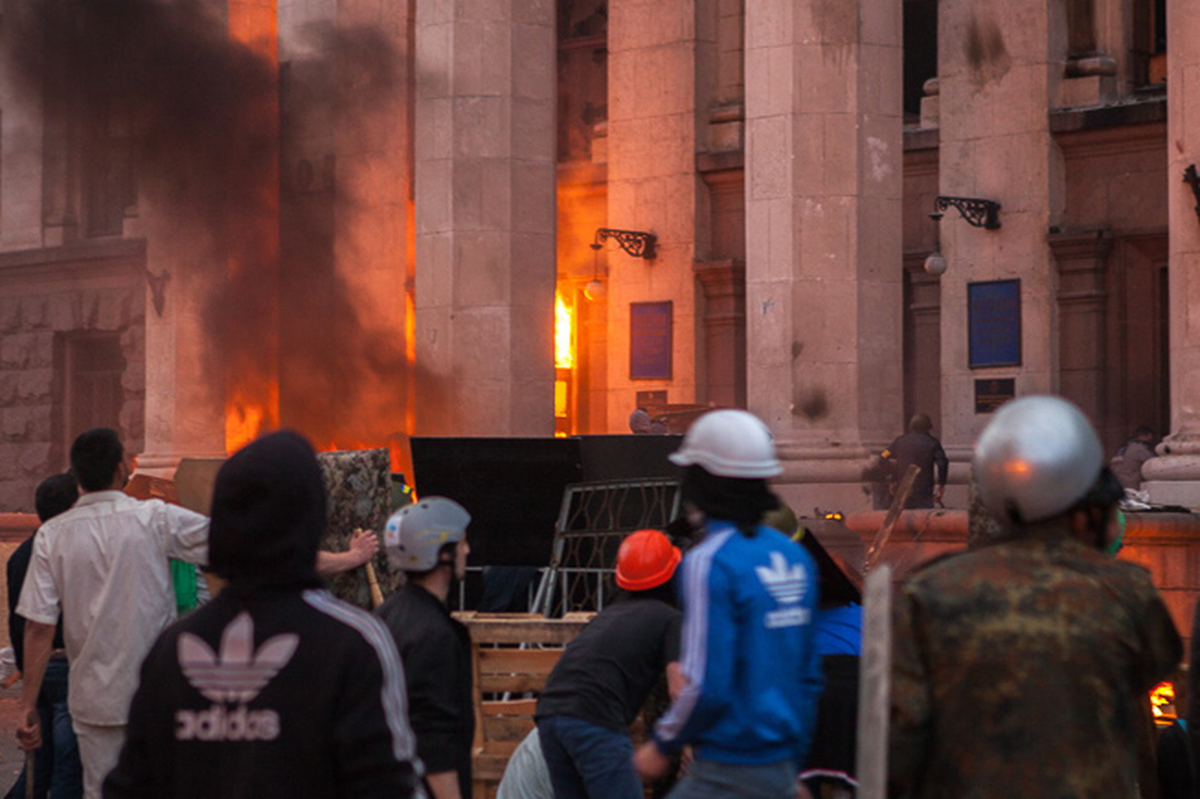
887, 431, 949, 508
104, 431, 425, 799
105, 590, 424, 799
377, 583, 474, 795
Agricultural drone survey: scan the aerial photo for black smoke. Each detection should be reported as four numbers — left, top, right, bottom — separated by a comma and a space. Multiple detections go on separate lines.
6, 0, 419, 453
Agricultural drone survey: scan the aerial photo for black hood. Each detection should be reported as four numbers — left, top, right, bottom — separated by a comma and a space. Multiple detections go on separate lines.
209, 430, 325, 591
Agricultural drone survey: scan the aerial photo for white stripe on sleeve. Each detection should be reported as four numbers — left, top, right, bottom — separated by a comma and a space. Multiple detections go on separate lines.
303, 589, 421, 764
654, 528, 732, 744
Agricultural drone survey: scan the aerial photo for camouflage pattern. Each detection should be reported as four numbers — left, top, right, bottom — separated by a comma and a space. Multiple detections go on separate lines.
890, 529, 1181, 799
316, 448, 404, 609
966, 472, 1007, 550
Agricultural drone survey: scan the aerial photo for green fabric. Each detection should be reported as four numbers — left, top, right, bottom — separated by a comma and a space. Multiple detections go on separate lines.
170, 559, 198, 614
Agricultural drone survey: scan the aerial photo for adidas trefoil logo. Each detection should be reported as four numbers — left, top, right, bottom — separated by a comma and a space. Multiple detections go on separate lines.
175, 612, 298, 742
756, 551, 808, 605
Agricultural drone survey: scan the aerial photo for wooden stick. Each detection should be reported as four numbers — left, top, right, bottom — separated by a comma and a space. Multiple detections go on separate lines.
25, 749, 34, 799
855, 563, 893, 799
865, 464, 919, 573
364, 561, 384, 609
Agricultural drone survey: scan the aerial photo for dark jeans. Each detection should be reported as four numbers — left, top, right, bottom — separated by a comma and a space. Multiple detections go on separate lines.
6, 656, 82, 799
666, 758, 798, 799
536, 715, 642, 799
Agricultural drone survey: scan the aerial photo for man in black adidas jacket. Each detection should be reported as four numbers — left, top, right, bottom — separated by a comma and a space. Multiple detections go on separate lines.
103, 431, 425, 799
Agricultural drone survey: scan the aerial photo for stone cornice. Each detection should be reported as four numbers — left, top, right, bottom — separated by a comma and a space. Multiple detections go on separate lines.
1050, 95, 1167, 135
0, 237, 146, 269
0, 238, 146, 286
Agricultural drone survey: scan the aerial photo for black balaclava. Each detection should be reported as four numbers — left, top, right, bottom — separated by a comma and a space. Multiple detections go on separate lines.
680, 464, 780, 536
208, 430, 326, 593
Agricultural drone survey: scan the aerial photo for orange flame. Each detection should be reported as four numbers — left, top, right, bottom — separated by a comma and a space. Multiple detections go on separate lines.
556, 291, 575, 370
225, 383, 278, 456
1151, 680, 1177, 726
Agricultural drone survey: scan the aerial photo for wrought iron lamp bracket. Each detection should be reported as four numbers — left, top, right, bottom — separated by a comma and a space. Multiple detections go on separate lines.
933, 196, 1002, 230
592, 228, 657, 259
1183, 165, 1200, 225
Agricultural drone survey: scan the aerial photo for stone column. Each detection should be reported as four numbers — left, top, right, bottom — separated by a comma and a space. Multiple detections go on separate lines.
694, 258, 745, 409
0, 2, 46, 249
604, 0, 703, 430
936, 2, 1059, 473
414, 0, 556, 436
1051, 228, 1112, 427
140, 0, 279, 475
1143, 1, 1200, 506
744, 0, 905, 511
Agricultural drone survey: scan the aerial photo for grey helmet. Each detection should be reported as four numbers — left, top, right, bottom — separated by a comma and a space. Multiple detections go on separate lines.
973, 395, 1104, 524
382, 497, 471, 572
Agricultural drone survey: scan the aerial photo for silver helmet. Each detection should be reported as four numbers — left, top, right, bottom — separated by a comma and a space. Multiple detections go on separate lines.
973, 395, 1103, 524
382, 497, 470, 572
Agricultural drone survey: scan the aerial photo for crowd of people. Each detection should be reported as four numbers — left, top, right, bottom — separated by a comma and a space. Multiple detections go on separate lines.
1, 397, 1189, 799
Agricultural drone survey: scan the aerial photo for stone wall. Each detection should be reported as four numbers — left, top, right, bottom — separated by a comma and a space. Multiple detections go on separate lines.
0, 244, 146, 512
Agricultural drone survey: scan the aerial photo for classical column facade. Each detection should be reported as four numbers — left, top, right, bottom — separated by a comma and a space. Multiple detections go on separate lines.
935, 2, 1060, 475
1143, 0, 1200, 506
604, 0, 704, 430
414, 0, 557, 436
744, 0, 905, 511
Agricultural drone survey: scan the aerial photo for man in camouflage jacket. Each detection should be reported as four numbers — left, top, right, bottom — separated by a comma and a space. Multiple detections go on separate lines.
889, 396, 1182, 799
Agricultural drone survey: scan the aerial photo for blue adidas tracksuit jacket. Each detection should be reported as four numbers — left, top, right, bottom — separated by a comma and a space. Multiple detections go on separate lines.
653, 520, 823, 766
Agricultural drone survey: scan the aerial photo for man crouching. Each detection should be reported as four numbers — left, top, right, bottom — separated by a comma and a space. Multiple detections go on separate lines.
103, 431, 425, 798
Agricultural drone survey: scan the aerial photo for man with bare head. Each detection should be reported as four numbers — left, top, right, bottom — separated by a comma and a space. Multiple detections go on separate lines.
15, 428, 209, 799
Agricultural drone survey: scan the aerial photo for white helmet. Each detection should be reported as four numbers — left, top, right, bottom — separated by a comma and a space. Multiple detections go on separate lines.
382, 497, 471, 572
669, 409, 782, 478
973, 395, 1103, 524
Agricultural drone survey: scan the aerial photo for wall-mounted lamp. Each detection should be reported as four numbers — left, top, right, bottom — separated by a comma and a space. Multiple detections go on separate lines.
591, 227, 657, 260
584, 243, 607, 300
923, 248, 947, 276
931, 195, 1002, 230
1184, 165, 1200, 224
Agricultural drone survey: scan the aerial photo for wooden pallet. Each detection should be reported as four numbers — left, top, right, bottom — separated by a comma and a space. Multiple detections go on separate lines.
454, 612, 594, 799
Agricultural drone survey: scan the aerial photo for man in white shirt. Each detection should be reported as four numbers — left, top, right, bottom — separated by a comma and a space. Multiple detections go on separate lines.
15, 428, 209, 799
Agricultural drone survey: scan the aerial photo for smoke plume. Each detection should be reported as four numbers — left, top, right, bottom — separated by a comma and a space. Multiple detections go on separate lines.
6, 0, 416, 455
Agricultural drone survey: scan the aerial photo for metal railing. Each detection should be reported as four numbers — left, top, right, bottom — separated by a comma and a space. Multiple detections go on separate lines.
532, 478, 682, 616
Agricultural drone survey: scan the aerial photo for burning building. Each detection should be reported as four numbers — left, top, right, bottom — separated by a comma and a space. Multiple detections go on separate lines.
0, 0, 1197, 523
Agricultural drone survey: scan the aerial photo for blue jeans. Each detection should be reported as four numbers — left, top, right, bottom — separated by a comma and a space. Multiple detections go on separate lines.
6, 656, 82, 799
536, 715, 642, 799
666, 758, 797, 799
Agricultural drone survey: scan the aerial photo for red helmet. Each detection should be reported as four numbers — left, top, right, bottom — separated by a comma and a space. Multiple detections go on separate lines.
616, 529, 682, 591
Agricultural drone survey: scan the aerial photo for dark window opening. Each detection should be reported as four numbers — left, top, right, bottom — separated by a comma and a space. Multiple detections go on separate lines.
903, 0, 937, 123
63, 333, 125, 445
557, 0, 607, 163
1133, 0, 1168, 85
83, 101, 135, 238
